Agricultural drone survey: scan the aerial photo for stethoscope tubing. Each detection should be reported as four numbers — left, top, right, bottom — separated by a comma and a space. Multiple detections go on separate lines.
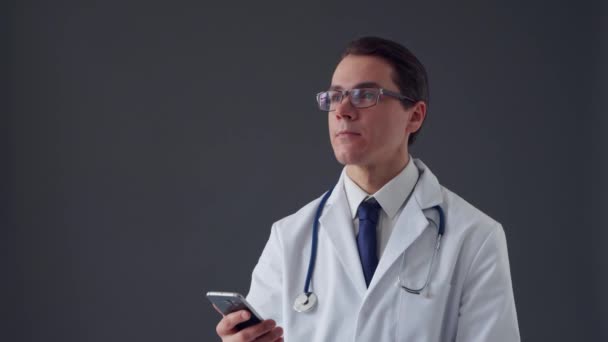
301, 186, 444, 303
398, 204, 444, 294
303, 188, 334, 295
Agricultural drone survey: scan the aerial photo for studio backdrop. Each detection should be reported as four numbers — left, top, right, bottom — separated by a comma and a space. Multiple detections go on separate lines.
6, 1, 607, 341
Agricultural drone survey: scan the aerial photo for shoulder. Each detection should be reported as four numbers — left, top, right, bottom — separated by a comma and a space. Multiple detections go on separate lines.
439, 185, 504, 243
270, 191, 329, 240
438, 186, 513, 287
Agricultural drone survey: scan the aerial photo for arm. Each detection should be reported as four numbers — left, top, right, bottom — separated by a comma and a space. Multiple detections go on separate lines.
455, 225, 520, 342
214, 224, 285, 342
246, 223, 284, 325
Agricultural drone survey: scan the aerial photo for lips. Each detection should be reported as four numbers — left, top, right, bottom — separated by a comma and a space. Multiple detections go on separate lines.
336, 130, 361, 137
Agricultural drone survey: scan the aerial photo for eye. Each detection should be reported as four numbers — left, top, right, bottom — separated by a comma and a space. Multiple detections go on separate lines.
353, 89, 376, 102
329, 92, 342, 102
362, 90, 376, 100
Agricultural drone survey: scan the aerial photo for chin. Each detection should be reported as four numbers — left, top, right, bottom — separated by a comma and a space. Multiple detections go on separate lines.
333, 150, 365, 166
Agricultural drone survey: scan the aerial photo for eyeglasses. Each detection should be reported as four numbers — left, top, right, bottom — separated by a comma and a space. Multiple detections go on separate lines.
315, 87, 416, 111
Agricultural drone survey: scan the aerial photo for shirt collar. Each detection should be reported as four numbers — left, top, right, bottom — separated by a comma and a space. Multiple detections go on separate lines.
343, 156, 419, 220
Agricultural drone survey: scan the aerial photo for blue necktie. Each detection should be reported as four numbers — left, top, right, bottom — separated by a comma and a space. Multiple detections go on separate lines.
357, 198, 381, 287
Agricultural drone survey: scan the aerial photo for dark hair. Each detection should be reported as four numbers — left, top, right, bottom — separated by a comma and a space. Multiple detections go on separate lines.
341, 36, 429, 145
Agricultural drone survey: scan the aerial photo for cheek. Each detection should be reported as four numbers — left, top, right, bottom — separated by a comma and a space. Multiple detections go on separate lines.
370, 114, 408, 144
328, 113, 335, 129
328, 116, 342, 149
328, 115, 337, 140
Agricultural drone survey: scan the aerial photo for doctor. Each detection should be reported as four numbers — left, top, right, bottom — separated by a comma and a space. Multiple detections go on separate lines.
215, 36, 520, 342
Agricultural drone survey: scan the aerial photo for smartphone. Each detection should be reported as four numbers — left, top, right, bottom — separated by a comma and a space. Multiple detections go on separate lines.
206, 291, 264, 331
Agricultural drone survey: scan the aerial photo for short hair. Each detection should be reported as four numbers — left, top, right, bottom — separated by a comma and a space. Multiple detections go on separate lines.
340, 36, 429, 145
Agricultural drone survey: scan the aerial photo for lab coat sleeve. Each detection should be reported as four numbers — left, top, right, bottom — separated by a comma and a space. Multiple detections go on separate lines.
455, 224, 520, 342
246, 223, 283, 325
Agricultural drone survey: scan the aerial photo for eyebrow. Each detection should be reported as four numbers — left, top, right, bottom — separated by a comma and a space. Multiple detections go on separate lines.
329, 82, 383, 91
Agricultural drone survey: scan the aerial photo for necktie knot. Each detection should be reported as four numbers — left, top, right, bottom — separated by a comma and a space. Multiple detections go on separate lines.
357, 198, 381, 223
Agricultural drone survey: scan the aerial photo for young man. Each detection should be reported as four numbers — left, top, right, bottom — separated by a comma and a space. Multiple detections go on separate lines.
215, 36, 520, 342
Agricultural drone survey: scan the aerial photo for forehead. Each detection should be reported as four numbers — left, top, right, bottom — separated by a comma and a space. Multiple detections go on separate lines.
330, 55, 396, 89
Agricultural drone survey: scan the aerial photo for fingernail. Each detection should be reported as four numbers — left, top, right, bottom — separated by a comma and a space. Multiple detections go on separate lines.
241, 311, 250, 319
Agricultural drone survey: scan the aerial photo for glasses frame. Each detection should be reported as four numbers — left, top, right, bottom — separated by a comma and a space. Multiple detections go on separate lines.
316, 87, 416, 111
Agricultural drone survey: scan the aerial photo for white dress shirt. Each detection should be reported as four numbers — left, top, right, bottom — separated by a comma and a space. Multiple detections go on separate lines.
343, 155, 419, 259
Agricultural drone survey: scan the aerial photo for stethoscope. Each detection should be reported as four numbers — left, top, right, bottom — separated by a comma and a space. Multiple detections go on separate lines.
293, 185, 445, 313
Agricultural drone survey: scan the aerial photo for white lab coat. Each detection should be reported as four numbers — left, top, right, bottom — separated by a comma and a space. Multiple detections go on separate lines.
247, 159, 520, 341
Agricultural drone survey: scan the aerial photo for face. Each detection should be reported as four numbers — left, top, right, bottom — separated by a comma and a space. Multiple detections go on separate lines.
328, 54, 423, 168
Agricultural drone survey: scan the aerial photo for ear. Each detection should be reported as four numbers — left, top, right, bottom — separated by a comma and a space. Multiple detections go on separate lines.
406, 101, 427, 134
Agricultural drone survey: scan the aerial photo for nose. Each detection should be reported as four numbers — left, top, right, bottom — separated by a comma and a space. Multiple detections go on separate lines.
334, 96, 358, 121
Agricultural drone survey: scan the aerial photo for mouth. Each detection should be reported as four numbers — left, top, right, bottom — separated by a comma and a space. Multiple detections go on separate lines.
335, 130, 361, 137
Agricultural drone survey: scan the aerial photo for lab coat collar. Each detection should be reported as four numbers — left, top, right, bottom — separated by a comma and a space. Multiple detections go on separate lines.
411, 159, 443, 211
319, 158, 443, 295
367, 158, 444, 292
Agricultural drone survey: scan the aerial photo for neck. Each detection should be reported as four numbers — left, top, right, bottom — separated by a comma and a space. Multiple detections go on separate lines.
346, 154, 410, 194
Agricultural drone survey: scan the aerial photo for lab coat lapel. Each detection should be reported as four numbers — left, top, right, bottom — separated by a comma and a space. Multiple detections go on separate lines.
319, 180, 368, 296
368, 160, 443, 292
368, 197, 428, 292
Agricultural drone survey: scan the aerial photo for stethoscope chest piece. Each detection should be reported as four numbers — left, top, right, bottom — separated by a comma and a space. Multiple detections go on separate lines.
293, 292, 317, 312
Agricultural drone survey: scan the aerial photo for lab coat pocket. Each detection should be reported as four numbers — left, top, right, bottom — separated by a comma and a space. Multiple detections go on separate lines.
397, 281, 453, 342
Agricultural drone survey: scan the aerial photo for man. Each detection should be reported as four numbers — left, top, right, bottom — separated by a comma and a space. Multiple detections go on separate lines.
216, 36, 520, 341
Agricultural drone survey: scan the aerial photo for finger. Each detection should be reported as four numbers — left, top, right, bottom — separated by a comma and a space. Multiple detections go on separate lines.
234, 319, 276, 341
254, 326, 284, 342
216, 310, 251, 336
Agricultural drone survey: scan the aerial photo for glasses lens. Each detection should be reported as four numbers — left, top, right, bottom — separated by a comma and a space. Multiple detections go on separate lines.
350, 88, 378, 108
317, 91, 343, 111
317, 92, 331, 111
317, 89, 380, 111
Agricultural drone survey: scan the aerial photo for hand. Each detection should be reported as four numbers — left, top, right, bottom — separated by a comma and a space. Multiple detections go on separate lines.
216, 310, 284, 342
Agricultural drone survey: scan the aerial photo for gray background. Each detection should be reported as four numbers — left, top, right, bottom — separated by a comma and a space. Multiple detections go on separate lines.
5, 0, 607, 341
